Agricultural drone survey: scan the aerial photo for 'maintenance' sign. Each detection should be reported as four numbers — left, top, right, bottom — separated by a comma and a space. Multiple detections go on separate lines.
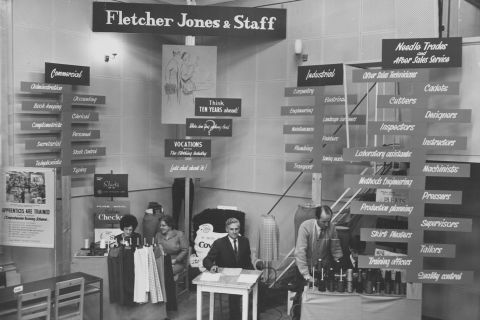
92, 2, 286, 39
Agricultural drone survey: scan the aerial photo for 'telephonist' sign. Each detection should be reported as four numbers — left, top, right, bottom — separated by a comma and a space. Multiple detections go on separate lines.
92, 2, 286, 39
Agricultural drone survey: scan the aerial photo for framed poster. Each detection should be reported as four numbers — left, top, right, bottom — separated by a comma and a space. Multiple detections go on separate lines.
162, 45, 217, 124
1, 167, 56, 248
94, 174, 128, 197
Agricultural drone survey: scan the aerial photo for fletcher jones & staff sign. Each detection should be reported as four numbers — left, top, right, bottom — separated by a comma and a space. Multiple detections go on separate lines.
45, 62, 90, 86
92, 2, 286, 39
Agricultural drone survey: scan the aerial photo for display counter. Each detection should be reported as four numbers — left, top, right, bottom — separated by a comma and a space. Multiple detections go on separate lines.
301, 288, 421, 320
71, 254, 166, 320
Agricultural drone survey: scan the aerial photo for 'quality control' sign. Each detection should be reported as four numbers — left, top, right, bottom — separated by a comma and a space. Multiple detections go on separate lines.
92, 2, 286, 39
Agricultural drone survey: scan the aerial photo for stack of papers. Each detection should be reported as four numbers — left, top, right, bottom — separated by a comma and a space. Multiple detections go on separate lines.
200, 272, 221, 282
221, 268, 242, 276
236, 274, 258, 284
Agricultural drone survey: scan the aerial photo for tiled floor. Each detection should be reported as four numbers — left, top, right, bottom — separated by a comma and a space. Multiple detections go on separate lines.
166, 291, 290, 320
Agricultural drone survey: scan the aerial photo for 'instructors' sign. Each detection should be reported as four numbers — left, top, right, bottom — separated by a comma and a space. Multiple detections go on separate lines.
92, 2, 286, 39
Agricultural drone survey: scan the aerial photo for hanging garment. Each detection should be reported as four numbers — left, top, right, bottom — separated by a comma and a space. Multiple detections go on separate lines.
172, 178, 195, 229
163, 254, 177, 311
146, 246, 164, 303
134, 247, 150, 303
154, 245, 167, 302
256, 215, 280, 261
107, 247, 124, 303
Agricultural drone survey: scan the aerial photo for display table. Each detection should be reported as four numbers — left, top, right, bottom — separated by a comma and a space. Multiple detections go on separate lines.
193, 269, 262, 320
301, 288, 421, 320
0, 271, 102, 319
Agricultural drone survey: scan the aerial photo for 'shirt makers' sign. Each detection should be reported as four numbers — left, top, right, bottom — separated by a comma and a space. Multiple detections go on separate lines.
297, 63, 343, 87
92, 2, 286, 39
45, 62, 90, 86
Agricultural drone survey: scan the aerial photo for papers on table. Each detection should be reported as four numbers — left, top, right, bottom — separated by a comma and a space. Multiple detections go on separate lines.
221, 268, 242, 276
236, 274, 258, 284
200, 272, 221, 282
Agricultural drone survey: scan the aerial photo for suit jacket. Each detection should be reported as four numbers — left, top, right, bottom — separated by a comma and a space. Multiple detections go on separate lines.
203, 235, 254, 271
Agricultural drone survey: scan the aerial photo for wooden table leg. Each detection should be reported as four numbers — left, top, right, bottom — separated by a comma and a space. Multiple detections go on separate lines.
242, 292, 248, 320
253, 283, 258, 320
197, 288, 202, 320
209, 292, 214, 320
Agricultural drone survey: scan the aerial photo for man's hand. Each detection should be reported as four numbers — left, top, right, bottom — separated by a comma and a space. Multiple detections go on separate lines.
210, 265, 218, 273
171, 259, 177, 265
303, 274, 313, 282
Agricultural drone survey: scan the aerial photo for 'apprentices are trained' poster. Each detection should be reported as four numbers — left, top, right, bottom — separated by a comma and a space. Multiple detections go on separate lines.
1, 167, 56, 248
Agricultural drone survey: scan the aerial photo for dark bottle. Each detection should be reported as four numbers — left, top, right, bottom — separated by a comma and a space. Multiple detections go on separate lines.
327, 267, 335, 292
384, 270, 392, 294
394, 271, 402, 295
356, 269, 364, 293
364, 269, 373, 294
375, 269, 383, 294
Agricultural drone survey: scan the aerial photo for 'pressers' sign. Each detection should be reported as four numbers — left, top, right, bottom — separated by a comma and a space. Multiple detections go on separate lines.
382, 37, 462, 68
297, 64, 343, 87
45, 62, 90, 86
92, 2, 286, 39
165, 139, 211, 158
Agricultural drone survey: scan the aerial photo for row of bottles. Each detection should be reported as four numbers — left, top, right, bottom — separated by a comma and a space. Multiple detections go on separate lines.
313, 259, 406, 295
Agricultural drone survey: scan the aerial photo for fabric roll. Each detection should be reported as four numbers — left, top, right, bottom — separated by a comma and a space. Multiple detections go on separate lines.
257, 215, 280, 261
294, 205, 317, 245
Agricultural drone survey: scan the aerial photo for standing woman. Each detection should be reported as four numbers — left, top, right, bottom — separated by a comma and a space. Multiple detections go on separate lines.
155, 214, 188, 274
155, 214, 188, 312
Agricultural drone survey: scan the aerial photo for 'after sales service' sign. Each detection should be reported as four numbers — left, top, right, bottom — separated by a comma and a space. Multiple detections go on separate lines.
92, 2, 286, 39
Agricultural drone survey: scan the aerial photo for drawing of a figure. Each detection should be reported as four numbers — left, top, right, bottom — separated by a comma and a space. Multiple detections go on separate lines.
179, 52, 198, 104
164, 50, 182, 104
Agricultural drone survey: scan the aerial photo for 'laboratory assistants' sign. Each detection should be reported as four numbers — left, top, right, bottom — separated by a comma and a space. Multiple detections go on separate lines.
382, 37, 462, 69
94, 174, 128, 197
1, 167, 56, 248
92, 2, 286, 39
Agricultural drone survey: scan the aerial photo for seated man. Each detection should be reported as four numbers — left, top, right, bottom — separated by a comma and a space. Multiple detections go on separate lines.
342, 235, 366, 271
203, 218, 253, 319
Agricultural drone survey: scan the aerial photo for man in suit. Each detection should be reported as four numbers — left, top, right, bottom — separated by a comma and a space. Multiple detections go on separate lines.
203, 217, 253, 319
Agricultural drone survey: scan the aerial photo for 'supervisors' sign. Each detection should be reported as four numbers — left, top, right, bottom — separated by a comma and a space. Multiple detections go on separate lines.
92, 2, 286, 39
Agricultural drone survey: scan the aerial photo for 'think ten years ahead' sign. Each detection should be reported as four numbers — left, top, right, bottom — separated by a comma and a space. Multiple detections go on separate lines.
92, 2, 286, 39
382, 37, 462, 69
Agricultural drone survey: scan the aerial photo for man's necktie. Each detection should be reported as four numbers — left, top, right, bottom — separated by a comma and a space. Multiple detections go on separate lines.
233, 239, 238, 261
